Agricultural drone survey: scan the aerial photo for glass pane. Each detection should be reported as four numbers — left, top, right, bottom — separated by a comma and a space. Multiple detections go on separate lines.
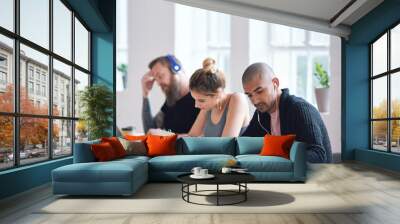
53, 0, 72, 60
20, 0, 49, 49
291, 28, 305, 46
309, 31, 330, 46
372, 121, 388, 151
372, 77, 387, 119
75, 18, 89, 70
391, 72, 400, 118
270, 24, 290, 46
0, 116, 13, 170
207, 11, 230, 46
20, 117, 49, 165
296, 55, 308, 98
53, 59, 72, 117
53, 119, 72, 158
74, 69, 89, 118
20, 44, 49, 115
372, 33, 387, 76
272, 51, 290, 89
75, 120, 88, 142
391, 24, 400, 70
0, 34, 14, 112
0, 0, 14, 31
391, 120, 400, 153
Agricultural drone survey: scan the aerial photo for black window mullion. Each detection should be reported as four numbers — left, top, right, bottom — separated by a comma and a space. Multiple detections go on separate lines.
387, 30, 391, 152
49, 0, 54, 160
71, 10, 76, 155
13, 0, 20, 167
370, 45, 373, 149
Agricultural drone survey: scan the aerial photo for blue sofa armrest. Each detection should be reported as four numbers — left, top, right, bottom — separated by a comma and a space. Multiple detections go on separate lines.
73, 140, 100, 163
289, 141, 307, 182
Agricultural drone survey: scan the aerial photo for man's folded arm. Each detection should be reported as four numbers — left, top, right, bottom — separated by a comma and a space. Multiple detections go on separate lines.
142, 97, 164, 133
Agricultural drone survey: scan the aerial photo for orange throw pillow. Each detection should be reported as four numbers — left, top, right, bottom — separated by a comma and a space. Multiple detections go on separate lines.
101, 137, 127, 158
91, 142, 117, 161
146, 134, 177, 157
260, 134, 296, 159
125, 135, 147, 141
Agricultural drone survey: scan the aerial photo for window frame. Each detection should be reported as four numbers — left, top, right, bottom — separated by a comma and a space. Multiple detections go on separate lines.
265, 23, 330, 103
0, 0, 92, 171
369, 20, 400, 154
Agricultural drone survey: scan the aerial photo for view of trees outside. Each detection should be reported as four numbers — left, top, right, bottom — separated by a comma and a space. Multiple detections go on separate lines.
372, 99, 400, 152
0, 85, 63, 168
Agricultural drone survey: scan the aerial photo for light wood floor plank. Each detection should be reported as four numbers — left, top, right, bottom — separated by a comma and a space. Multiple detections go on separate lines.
1, 162, 400, 224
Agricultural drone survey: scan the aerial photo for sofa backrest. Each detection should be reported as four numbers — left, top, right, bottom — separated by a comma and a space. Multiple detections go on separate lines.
235, 137, 264, 155
73, 139, 100, 163
177, 137, 236, 155
73, 137, 264, 161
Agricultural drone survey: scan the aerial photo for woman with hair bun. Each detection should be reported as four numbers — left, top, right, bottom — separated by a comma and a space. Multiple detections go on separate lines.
183, 57, 250, 137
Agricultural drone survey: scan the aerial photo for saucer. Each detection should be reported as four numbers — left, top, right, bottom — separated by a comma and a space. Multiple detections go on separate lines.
190, 174, 215, 179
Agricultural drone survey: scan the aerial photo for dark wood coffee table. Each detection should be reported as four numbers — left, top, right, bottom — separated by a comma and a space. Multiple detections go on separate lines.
177, 172, 255, 206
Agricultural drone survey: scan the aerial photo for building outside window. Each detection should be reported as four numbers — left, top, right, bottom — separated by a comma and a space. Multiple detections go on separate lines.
0, 54, 7, 89
0, 0, 91, 170
28, 67, 34, 80
28, 81, 34, 94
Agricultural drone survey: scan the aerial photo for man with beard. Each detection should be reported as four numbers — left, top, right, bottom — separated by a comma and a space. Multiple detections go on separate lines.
141, 55, 200, 134
241, 62, 332, 163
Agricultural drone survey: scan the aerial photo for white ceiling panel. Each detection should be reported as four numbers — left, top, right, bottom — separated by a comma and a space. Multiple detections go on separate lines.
166, 0, 384, 38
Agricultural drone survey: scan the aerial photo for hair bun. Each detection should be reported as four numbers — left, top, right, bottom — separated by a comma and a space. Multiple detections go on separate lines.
202, 57, 216, 71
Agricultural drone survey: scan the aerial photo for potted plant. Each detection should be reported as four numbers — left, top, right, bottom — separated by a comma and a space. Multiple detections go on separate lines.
117, 63, 128, 90
79, 84, 113, 140
313, 62, 330, 113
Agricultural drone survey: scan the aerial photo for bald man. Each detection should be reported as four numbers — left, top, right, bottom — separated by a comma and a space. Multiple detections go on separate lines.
241, 62, 332, 163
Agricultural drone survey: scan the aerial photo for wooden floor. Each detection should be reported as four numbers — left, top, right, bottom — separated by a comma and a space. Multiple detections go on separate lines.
1, 162, 400, 224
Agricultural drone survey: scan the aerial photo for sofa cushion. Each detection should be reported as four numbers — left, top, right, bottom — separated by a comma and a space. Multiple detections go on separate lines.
260, 135, 296, 159
118, 138, 147, 156
148, 154, 235, 172
114, 155, 150, 164
52, 158, 148, 183
236, 155, 293, 172
236, 137, 263, 155
147, 134, 177, 157
91, 142, 118, 161
101, 137, 127, 158
177, 137, 236, 155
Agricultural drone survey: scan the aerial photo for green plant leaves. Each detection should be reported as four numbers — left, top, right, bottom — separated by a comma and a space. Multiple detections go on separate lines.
314, 62, 330, 88
79, 84, 113, 140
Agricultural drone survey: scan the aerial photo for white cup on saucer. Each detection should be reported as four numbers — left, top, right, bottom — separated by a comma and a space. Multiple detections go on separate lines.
199, 169, 208, 176
191, 167, 202, 176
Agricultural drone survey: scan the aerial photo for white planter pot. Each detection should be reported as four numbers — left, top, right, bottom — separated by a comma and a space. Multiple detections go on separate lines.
315, 87, 330, 113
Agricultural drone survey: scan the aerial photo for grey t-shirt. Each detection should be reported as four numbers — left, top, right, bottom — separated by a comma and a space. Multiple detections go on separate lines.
203, 100, 246, 137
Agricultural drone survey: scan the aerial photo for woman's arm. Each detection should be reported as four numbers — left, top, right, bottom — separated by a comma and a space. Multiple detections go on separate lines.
221, 93, 249, 137
187, 109, 208, 137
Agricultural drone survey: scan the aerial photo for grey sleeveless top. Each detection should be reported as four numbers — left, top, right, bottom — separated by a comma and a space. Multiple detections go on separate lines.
203, 100, 246, 137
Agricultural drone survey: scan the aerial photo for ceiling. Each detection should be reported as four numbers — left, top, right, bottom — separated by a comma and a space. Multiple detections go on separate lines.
166, 0, 384, 38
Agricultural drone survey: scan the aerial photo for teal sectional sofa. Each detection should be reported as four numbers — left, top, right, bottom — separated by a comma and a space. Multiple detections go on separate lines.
52, 137, 307, 196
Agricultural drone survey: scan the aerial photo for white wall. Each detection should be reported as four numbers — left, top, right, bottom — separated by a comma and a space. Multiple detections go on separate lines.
118, 2, 342, 159
321, 36, 342, 160
230, 15, 250, 95
117, 0, 175, 133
